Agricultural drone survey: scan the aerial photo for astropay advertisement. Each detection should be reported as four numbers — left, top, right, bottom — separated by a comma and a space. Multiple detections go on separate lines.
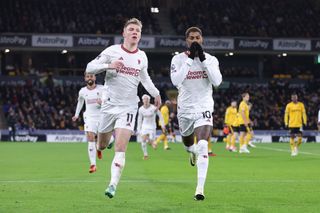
47, 134, 86, 143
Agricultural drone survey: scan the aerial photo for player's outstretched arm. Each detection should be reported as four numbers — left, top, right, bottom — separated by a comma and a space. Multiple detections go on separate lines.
73, 93, 85, 121
156, 110, 166, 130
284, 104, 289, 127
153, 95, 162, 109
302, 103, 307, 126
139, 55, 160, 99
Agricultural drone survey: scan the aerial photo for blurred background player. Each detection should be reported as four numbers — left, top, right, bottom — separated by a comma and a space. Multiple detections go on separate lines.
246, 102, 256, 148
224, 101, 237, 151
72, 73, 108, 173
155, 100, 172, 150
284, 93, 307, 157
167, 112, 177, 143
137, 94, 165, 160
170, 26, 222, 200
7, 108, 17, 142
238, 92, 251, 154
86, 18, 161, 198
230, 112, 240, 152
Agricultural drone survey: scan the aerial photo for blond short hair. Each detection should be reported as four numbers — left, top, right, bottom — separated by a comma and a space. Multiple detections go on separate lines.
142, 94, 150, 100
124, 18, 143, 29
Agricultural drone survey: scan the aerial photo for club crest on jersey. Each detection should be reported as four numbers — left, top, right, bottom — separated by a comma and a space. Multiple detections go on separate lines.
171, 64, 176, 73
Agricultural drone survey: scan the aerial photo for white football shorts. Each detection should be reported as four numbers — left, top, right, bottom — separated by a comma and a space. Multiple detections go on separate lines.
83, 115, 99, 133
98, 104, 138, 133
177, 110, 213, 137
140, 128, 157, 141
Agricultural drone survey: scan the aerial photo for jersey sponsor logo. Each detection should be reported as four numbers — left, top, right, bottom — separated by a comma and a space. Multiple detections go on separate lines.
170, 64, 176, 73
87, 98, 99, 104
117, 65, 140, 76
186, 70, 208, 79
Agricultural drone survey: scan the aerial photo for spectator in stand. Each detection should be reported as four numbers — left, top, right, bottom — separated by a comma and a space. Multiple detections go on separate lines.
0, 80, 80, 130
170, 0, 320, 37
1, 77, 319, 131
0, 0, 161, 34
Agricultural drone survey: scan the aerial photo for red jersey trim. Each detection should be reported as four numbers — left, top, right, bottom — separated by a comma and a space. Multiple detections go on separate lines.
121, 44, 138, 54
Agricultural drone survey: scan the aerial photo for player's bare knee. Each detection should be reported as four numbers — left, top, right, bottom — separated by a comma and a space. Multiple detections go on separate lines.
98, 143, 107, 150
87, 132, 96, 141
195, 126, 212, 141
182, 134, 194, 146
97, 133, 110, 150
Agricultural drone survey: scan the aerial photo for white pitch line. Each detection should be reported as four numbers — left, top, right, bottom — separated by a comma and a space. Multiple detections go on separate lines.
257, 146, 320, 157
0, 179, 319, 184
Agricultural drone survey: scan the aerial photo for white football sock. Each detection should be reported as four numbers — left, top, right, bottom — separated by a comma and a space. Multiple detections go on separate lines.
141, 141, 148, 156
185, 144, 196, 154
109, 152, 126, 187
108, 135, 115, 145
88, 141, 96, 166
196, 140, 209, 194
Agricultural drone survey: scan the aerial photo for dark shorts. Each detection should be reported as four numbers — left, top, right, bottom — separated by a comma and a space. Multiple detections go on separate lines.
289, 127, 302, 135
165, 124, 174, 134
239, 124, 249, 132
231, 125, 239, 133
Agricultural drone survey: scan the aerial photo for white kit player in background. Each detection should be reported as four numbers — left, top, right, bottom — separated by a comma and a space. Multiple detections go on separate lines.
86, 18, 161, 198
72, 73, 114, 173
170, 27, 222, 201
137, 94, 166, 160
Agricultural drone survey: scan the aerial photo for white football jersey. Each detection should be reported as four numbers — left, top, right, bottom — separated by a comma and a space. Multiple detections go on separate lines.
170, 52, 222, 113
86, 44, 159, 110
74, 84, 104, 119
137, 104, 164, 131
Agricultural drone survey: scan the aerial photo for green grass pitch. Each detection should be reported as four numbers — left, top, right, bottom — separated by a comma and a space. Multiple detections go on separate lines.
1, 142, 320, 213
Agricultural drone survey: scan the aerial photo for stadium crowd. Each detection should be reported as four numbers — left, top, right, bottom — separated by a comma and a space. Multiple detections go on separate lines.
1, 79, 80, 130
0, 0, 161, 34
170, 0, 320, 37
1, 0, 320, 37
1, 77, 319, 131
